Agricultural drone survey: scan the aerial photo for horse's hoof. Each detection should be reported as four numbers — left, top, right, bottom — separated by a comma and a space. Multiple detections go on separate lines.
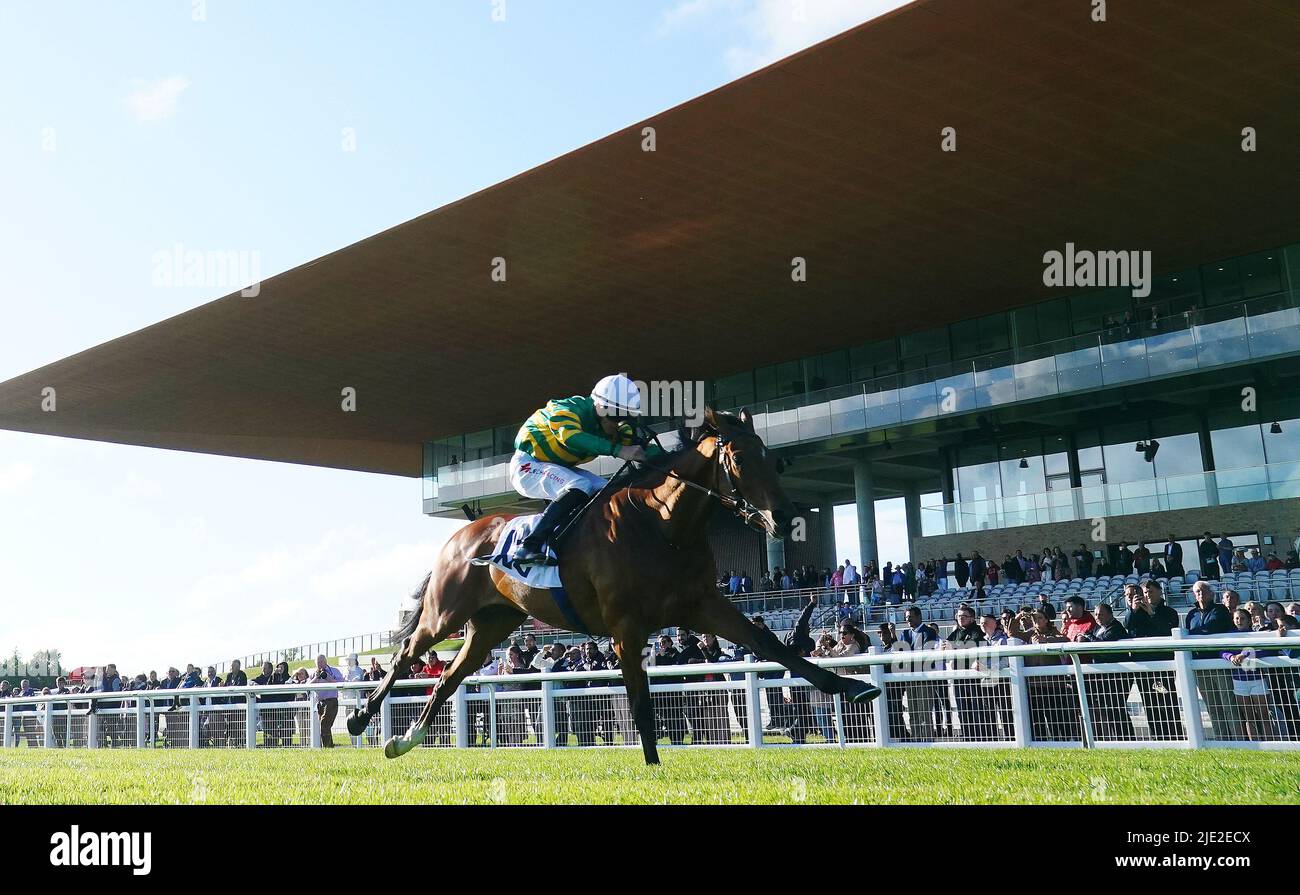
844, 680, 882, 704
346, 710, 370, 737
383, 736, 403, 759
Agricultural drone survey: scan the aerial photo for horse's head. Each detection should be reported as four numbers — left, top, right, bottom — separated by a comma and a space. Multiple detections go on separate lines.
692, 407, 797, 539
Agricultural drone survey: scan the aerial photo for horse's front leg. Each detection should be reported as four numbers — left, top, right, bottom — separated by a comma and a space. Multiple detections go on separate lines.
614, 636, 659, 765
688, 593, 880, 703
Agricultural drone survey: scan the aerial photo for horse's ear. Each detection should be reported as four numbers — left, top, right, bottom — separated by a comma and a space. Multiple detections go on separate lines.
739, 407, 754, 430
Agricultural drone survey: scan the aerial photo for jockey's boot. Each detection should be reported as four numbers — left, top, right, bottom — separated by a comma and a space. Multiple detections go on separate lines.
512, 488, 588, 567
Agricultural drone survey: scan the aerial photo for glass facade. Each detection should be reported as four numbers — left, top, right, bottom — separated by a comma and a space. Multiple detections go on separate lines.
925, 412, 1300, 536
425, 242, 1300, 516
428, 243, 1294, 463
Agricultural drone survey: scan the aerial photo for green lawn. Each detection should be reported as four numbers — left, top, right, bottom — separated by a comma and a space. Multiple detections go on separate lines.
1, 747, 1297, 804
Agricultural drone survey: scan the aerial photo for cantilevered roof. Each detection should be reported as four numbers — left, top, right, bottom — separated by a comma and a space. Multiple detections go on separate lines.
4, 0, 1300, 476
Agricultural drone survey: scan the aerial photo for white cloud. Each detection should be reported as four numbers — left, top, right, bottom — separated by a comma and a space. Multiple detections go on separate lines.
126, 75, 191, 122
659, 0, 909, 75
0, 462, 34, 493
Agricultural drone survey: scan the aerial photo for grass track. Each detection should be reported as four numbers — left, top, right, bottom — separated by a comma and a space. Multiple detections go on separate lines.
2, 748, 1298, 804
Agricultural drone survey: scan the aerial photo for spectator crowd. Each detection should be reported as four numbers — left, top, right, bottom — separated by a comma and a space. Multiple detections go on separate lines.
7, 562, 1299, 748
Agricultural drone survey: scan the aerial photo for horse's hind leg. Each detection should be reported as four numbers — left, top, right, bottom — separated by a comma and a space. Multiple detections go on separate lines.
688, 595, 880, 704
346, 583, 475, 737
385, 604, 525, 758
345, 626, 431, 736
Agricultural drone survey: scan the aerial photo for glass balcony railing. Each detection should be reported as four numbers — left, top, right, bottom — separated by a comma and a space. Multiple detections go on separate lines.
920, 462, 1300, 537
425, 294, 1300, 510
740, 293, 1300, 449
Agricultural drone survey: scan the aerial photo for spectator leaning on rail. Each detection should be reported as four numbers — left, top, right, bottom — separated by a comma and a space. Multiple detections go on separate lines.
1121, 580, 1183, 740
972, 611, 1019, 740
15, 679, 40, 748
749, 615, 788, 733
1184, 579, 1242, 740
940, 605, 985, 741
1082, 603, 1137, 740
1220, 608, 1283, 741
311, 654, 345, 748
808, 633, 838, 741
897, 605, 943, 742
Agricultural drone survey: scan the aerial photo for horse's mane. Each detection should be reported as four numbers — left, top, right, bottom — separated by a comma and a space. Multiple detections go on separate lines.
621, 441, 700, 490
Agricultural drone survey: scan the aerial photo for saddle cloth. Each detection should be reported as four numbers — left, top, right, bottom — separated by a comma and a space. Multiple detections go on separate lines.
485, 514, 564, 589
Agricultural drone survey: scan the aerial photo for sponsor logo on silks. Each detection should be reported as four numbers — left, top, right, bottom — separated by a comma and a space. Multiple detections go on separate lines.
519, 462, 532, 473
49, 826, 151, 876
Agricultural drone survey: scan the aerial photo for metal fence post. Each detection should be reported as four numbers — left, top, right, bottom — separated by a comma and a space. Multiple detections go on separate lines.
1171, 628, 1205, 749
2, 703, 12, 748
309, 690, 322, 748
453, 684, 469, 748
188, 695, 200, 749
869, 659, 889, 747
246, 694, 258, 749
1008, 656, 1031, 747
745, 656, 763, 748
87, 703, 99, 749
832, 692, 846, 748
489, 686, 498, 747
380, 690, 392, 745
541, 680, 556, 748
1070, 654, 1095, 748
45, 700, 56, 748
136, 697, 147, 749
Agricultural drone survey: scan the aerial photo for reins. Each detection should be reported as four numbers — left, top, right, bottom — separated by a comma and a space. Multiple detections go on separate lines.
552, 424, 771, 547
629, 426, 770, 534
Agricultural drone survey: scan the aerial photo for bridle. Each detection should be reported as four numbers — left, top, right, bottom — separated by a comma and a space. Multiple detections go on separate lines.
641, 431, 771, 534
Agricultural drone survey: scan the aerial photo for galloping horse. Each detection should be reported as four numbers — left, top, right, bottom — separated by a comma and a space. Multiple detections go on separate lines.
347, 407, 879, 764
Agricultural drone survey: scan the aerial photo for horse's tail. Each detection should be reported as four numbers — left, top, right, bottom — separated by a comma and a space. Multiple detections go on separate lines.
393, 571, 432, 645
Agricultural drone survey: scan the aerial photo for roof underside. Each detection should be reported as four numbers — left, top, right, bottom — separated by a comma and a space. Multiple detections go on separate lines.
4, 0, 1300, 476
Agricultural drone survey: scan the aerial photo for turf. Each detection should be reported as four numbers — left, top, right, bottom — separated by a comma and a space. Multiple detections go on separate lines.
1, 747, 1297, 804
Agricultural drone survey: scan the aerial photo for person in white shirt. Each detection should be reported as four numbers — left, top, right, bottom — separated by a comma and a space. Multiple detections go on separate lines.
530, 643, 566, 673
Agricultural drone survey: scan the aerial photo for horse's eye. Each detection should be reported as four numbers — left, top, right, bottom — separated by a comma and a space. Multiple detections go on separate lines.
775, 458, 787, 474
733, 454, 744, 468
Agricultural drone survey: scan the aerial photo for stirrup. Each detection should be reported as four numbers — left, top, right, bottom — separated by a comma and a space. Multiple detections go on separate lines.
512, 544, 558, 567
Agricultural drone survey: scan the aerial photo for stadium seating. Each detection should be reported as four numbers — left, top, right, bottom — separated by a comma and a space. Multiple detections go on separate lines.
910, 568, 1297, 621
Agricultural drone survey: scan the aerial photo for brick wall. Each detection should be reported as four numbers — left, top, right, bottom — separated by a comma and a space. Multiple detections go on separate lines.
911, 496, 1300, 561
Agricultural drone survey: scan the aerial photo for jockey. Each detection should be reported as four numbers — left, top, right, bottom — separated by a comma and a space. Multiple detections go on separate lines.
509, 373, 663, 566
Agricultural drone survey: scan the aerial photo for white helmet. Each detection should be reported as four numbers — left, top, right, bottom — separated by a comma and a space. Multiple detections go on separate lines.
591, 373, 642, 417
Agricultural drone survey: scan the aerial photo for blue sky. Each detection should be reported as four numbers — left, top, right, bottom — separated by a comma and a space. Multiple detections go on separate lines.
0, 0, 909, 673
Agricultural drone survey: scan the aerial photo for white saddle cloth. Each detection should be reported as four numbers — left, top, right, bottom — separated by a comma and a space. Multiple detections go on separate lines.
485, 514, 564, 589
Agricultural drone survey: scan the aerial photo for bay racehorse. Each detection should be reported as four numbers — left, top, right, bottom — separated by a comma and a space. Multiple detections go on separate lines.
347, 407, 880, 763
